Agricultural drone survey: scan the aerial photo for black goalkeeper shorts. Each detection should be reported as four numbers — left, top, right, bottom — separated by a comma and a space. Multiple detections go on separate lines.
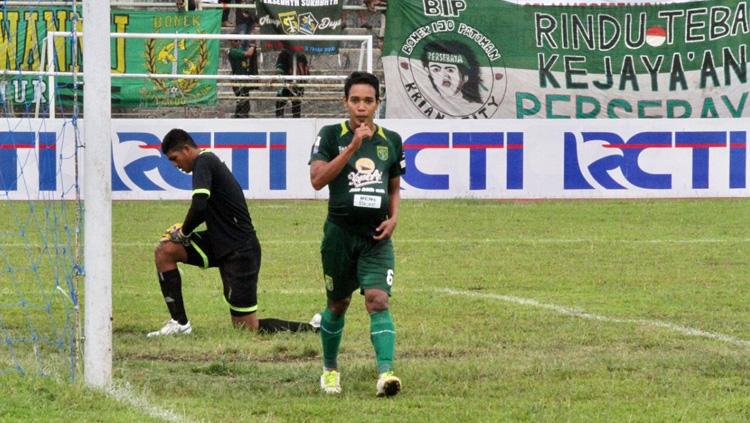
185, 231, 260, 316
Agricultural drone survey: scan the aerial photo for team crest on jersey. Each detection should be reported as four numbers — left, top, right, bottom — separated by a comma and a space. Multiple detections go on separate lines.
377, 146, 388, 161
348, 158, 383, 188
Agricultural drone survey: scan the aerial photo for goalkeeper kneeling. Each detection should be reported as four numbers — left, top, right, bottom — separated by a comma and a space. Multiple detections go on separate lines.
148, 128, 319, 337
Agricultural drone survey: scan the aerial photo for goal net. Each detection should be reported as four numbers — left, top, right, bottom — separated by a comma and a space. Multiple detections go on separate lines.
0, 2, 84, 380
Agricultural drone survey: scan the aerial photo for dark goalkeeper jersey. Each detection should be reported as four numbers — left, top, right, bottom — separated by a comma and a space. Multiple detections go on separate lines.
310, 121, 406, 236
191, 150, 255, 259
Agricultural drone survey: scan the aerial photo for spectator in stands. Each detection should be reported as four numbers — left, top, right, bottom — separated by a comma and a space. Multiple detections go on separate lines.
190, 0, 233, 25
220, 0, 232, 27
227, 39, 258, 118
364, 0, 386, 11
342, 0, 384, 30
343, 2, 366, 30
176, 0, 196, 11
275, 49, 309, 118
218, 0, 255, 29
235, 1, 257, 49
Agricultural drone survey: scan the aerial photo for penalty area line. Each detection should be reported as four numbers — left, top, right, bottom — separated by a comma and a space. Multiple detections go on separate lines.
439, 288, 750, 348
106, 381, 197, 423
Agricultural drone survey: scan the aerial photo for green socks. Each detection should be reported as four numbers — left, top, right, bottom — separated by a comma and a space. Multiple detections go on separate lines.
370, 309, 396, 374
320, 309, 345, 370
320, 308, 396, 374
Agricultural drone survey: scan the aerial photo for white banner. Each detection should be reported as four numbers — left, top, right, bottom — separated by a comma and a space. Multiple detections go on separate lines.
2, 118, 748, 200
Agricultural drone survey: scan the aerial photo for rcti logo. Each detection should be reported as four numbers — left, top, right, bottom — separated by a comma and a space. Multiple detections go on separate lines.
564, 131, 747, 190
113, 131, 287, 191
403, 131, 523, 190
0, 131, 56, 191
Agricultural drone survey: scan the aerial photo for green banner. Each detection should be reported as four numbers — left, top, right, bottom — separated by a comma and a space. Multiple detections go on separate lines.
256, 0, 344, 53
0, 8, 220, 108
383, 0, 750, 119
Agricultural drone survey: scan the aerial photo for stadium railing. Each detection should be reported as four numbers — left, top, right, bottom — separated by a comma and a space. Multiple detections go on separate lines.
1, 1, 384, 118
36, 32, 373, 118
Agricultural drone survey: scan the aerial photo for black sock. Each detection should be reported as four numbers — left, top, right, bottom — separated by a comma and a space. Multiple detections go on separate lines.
258, 318, 314, 333
157, 269, 188, 325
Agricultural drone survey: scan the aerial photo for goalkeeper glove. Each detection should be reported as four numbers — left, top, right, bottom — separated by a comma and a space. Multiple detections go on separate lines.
161, 223, 191, 246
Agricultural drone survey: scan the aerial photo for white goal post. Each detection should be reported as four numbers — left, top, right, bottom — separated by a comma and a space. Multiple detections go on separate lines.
83, 0, 113, 389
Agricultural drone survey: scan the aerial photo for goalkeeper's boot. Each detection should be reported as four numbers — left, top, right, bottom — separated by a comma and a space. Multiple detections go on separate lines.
309, 313, 322, 332
320, 369, 341, 394
376, 371, 401, 397
146, 319, 192, 338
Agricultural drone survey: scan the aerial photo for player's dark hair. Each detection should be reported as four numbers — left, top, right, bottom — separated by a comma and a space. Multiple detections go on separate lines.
421, 40, 482, 103
344, 71, 380, 101
161, 128, 196, 154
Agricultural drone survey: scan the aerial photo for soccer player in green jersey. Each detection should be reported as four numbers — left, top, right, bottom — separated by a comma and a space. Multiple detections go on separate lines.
309, 71, 406, 397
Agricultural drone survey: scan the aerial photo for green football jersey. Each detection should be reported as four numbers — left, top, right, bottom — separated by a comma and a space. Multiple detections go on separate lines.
228, 45, 258, 76
310, 121, 406, 235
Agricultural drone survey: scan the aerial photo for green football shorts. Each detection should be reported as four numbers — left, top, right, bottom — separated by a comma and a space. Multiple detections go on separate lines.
320, 219, 395, 300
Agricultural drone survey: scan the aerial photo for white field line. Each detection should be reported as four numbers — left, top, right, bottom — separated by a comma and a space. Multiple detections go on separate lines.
439, 288, 750, 348
266, 287, 432, 295
3, 238, 748, 248
106, 381, 198, 423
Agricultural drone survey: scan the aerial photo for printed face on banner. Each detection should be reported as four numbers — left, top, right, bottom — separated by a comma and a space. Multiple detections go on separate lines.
427, 62, 464, 97
398, 33, 508, 119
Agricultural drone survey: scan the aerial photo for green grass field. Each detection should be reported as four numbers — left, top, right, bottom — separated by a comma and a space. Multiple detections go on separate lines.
3, 199, 750, 421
